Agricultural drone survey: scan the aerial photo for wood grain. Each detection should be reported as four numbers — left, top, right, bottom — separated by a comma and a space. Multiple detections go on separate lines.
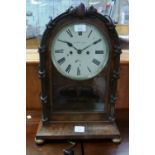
36, 121, 120, 140
26, 50, 128, 110
26, 109, 129, 155
26, 63, 41, 110
116, 24, 129, 35
117, 64, 129, 108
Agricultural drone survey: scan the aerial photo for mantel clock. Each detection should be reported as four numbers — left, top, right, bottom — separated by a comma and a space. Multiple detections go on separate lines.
35, 3, 122, 144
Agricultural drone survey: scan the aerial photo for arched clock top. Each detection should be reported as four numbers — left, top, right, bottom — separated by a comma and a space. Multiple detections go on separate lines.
39, 3, 121, 55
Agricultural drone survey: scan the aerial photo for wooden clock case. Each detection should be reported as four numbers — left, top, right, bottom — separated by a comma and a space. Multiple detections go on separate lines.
35, 3, 122, 144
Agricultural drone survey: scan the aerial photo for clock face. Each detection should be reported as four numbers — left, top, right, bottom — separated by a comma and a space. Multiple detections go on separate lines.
51, 23, 109, 80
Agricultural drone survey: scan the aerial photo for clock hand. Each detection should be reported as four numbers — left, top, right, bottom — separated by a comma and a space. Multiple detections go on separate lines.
57, 39, 79, 51
93, 38, 102, 44
80, 39, 102, 52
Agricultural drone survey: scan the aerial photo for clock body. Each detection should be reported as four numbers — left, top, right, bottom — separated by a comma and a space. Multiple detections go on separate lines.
36, 4, 121, 142
48, 17, 111, 119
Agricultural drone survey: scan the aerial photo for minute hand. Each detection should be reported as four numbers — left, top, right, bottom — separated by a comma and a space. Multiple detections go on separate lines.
80, 39, 102, 52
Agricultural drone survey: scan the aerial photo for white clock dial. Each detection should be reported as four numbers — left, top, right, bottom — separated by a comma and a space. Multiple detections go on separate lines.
51, 23, 109, 80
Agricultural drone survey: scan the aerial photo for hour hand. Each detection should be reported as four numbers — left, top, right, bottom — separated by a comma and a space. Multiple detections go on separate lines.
58, 39, 72, 47
58, 39, 78, 51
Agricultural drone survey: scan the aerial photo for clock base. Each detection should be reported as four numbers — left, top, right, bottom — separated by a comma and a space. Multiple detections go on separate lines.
112, 137, 121, 143
35, 137, 45, 145
35, 121, 120, 143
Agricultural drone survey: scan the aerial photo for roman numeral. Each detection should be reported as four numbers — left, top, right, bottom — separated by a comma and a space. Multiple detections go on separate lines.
65, 64, 71, 73
55, 49, 64, 53
77, 67, 80, 76
66, 29, 73, 37
57, 57, 65, 65
78, 32, 82, 36
88, 30, 92, 38
92, 59, 100, 66
95, 50, 104, 54
87, 66, 91, 73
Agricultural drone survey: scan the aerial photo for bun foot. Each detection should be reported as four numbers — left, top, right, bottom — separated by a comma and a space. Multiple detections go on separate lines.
35, 137, 45, 145
112, 137, 121, 143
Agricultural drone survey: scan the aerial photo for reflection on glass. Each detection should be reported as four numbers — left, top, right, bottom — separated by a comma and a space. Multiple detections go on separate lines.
52, 85, 105, 112
52, 76, 107, 113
